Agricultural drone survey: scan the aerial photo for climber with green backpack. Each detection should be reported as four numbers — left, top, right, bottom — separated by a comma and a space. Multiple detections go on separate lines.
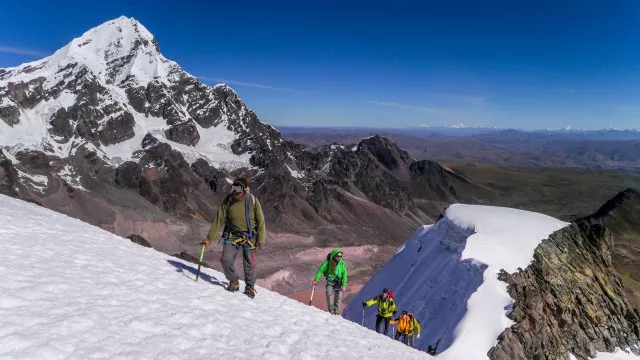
202, 178, 266, 298
313, 248, 348, 315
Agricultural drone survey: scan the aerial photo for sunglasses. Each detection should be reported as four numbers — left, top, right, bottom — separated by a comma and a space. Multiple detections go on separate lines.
232, 184, 244, 193
334, 254, 343, 259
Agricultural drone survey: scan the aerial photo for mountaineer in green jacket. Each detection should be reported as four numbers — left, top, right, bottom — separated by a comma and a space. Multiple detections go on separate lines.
202, 178, 266, 298
362, 288, 396, 335
313, 248, 348, 315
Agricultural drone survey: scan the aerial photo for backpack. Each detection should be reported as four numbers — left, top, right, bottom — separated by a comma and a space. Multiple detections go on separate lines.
396, 315, 410, 333
387, 290, 395, 299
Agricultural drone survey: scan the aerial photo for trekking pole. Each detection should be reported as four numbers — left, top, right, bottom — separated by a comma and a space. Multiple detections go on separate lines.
361, 308, 365, 326
194, 244, 205, 282
308, 285, 316, 305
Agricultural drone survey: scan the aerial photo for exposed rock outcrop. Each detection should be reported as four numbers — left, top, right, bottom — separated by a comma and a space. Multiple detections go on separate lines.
489, 219, 640, 360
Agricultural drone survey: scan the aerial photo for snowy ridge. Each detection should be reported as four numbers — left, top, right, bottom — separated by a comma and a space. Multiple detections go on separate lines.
0, 194, 428, 359
344, 204, 570, 359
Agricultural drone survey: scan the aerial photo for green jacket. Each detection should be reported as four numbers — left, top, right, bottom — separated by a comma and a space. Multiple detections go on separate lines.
314, 248, 348, 287
364, 295, 396, 318
207, 193, 266, 245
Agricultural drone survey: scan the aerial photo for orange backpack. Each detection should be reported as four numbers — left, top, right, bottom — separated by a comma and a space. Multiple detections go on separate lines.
396, 315, 410, 333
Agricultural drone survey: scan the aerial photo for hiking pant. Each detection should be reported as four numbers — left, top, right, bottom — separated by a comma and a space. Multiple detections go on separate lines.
395, 331, 409, 345
221, 243, 256, 286
408, 335, 415, 347
325, 284, 342, 315
375, 315, 391, 335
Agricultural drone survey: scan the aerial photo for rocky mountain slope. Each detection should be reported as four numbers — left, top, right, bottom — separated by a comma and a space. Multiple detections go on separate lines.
0, 17, 489, 299
584, 188, 640, 309
281, 127, 640, 174
489, 218, 640, 360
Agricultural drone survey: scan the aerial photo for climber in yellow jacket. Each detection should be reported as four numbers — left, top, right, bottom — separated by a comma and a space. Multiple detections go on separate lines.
390, 310, 411, 345
407, 313, 421, 347
362, 288, 396, 335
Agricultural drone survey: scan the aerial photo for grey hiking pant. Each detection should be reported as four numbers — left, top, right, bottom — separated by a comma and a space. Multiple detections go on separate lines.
395, 331, 409, 345
221, 243, 256, 286
326, 284, 343, 315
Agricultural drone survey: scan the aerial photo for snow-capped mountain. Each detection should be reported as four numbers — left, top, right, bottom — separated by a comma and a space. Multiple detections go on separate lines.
344, 204, 640, 360
0, 194, 428, 359
0, 16, 281, 170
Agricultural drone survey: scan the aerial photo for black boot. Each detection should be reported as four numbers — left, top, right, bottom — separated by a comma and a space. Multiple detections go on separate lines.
227, 280, 239, 292
244, 284, 256, 298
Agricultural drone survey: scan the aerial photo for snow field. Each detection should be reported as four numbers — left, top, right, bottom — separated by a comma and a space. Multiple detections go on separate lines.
0, 195, 429, 360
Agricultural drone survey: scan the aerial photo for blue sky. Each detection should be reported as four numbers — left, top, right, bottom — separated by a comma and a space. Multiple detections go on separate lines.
1, 0, 639, 129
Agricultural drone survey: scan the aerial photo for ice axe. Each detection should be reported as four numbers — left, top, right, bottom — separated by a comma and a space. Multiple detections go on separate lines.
194, 244, 206, 282
308, 285, 316, 306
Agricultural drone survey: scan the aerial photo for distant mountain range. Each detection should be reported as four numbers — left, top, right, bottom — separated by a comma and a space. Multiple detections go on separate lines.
280, 126, 640, 173
280, 125, 640, 139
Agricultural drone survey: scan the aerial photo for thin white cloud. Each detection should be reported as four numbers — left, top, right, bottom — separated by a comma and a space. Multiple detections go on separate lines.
0, 45, 48, 57
366, 100, 449, 114
197, 76, 293, 92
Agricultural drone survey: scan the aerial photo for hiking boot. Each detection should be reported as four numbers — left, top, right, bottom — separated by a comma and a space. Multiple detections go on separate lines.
244, 284, 256, 298
226, 280, 239, 292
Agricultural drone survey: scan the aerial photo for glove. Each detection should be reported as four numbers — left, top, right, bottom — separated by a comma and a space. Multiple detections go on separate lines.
256, 243, 264, 249
362, 301, 367, 307
312, 280, 318, 286
393, 310, 397, 315
416, 334, 420, 339
201, 239, 211, 246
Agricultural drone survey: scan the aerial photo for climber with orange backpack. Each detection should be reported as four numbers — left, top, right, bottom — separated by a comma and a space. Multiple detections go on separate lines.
362, 288, 396, 335
391, 310, 411, 344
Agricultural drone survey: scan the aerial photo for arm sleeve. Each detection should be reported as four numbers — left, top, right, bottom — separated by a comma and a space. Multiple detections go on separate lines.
255, 199, 266, 245
364, 296, 379, 307
207, 201, 227, 242
415, 321, 421, 335
341, 263, 348, 287
390, 300, 397, 313
314, 261, 328, 282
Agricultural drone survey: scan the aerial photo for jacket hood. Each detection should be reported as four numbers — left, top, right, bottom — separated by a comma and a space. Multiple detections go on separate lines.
329, 248, 343, 260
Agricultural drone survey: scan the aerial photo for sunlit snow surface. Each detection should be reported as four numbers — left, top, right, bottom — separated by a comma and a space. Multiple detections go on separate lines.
0, 195, 428, 359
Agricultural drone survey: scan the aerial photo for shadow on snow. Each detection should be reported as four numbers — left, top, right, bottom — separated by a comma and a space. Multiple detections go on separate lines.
166, 259, 228, 288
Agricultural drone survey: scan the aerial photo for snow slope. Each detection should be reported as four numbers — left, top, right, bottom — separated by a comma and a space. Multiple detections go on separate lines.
344, 204, 570, 359
0, 194, 429, 360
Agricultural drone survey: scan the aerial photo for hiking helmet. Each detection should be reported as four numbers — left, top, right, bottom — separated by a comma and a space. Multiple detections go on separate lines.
402, 310, 408, 315
382, 288, 389, 293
